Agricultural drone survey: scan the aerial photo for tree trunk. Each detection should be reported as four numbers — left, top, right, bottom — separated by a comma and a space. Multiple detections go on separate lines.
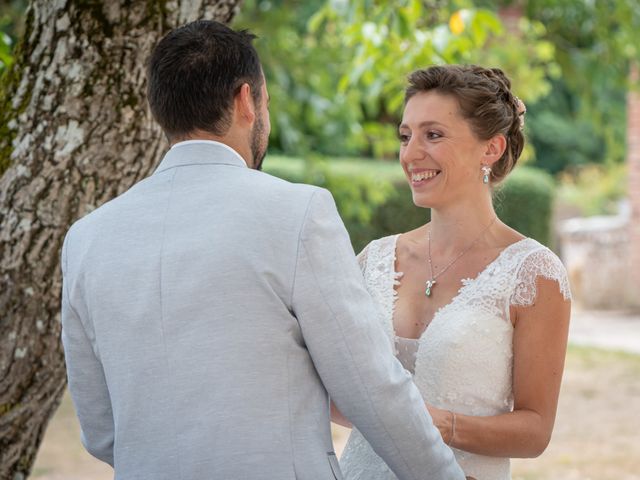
0, 1, 242, 477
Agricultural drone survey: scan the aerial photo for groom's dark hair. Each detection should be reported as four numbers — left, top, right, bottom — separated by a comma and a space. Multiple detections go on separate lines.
147, 20, 263, 140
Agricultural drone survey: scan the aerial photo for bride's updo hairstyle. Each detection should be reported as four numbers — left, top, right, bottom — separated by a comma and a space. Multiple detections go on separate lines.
405, 65, 525, 184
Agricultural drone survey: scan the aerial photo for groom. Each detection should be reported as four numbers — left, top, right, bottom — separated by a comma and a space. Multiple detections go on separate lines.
61, 20, 465, 480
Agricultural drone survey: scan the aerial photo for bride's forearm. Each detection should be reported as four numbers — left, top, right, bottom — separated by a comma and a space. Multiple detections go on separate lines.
330, 401, 352, 428
441, 279, 569, 459
449, 409, 551, 458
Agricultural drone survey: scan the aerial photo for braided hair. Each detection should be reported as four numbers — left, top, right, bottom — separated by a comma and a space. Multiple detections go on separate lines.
405, 65, 525, 183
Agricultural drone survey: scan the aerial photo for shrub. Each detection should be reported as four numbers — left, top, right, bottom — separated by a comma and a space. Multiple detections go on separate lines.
264, 157, 555, 253
265, 157, 394, 253
346, 183, 429, 253
494, 167, 556, 247
347, 167, 555, 252
557, 163, 626, 217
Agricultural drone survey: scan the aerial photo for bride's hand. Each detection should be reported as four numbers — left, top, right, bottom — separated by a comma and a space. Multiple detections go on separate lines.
426, 404, 454, 445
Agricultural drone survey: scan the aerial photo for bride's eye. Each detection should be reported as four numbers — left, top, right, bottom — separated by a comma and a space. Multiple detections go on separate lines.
398, 132, 410, 145
427, 131, 442, 140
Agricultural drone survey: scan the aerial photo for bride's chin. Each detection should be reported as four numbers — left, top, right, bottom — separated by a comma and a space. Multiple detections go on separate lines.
411, 192, 438, 210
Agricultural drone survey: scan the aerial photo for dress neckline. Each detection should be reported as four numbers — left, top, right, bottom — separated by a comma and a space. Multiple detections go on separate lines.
389, 235, 531, 342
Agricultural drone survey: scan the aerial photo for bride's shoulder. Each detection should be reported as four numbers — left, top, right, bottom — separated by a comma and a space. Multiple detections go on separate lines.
356, 234, 401, 274
393, 225, 429, 258
358, 234, 400, 256
507, 238, 572, 304
509, 238, 563, 266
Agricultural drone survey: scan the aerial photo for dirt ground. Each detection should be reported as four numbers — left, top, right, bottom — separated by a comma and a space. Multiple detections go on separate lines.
31, 345, 640, 479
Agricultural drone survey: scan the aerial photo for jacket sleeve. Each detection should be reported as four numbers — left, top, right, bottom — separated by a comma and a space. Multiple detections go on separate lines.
290, 189, 464, 480
60, 233, 115, 467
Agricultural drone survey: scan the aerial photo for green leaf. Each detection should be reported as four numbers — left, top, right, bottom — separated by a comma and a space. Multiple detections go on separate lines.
307, 7, 328, 33
395, 9, 411, 38
0, 32, 13, 70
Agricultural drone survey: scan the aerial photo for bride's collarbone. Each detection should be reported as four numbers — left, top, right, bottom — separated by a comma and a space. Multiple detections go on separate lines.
392, 233, 511, 336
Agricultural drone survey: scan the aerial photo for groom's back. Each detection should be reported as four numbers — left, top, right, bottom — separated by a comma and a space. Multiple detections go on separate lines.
62, 144, 336, 479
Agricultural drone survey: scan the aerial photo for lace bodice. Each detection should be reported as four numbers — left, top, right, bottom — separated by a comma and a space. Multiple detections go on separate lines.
341, 235, 571, 480
394, 336, 419, 374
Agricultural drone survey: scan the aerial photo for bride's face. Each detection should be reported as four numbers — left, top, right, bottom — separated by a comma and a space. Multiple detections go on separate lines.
398, 91, 488, 209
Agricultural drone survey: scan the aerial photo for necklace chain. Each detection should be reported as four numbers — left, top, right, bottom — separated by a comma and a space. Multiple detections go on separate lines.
425, 216, 498, 297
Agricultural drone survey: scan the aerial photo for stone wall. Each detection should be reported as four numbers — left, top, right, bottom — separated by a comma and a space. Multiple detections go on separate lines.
627, 64, 640, 307
559, 204, 630, 309
561, 63, 640, 310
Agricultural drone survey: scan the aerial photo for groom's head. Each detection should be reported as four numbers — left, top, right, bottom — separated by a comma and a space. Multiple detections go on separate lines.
147, 20, 270, 169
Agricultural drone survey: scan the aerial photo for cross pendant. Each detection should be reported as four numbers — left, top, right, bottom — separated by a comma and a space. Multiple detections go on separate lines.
425, 279, 436, 297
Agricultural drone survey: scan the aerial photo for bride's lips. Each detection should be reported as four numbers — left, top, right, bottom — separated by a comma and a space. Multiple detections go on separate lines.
408, 169, 441, 187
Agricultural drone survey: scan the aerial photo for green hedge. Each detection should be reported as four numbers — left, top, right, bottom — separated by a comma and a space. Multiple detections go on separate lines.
493, 167, 556, 248
264, 157, 555, 253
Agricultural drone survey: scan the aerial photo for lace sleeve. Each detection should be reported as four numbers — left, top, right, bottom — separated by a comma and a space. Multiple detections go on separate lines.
510, 247, 572, 307
356, 243, 370, 275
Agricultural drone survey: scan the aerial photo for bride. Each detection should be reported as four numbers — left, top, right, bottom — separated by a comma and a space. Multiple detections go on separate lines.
335, 65, 572, 480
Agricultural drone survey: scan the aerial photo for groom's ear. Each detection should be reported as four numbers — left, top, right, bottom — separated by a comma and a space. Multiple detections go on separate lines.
234, 82, 257, 127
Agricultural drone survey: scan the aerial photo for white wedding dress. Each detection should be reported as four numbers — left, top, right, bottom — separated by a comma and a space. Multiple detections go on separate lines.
339, 235, 571, 480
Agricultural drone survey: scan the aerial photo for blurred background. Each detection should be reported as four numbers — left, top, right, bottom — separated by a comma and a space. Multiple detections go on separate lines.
2, 0, 639, 478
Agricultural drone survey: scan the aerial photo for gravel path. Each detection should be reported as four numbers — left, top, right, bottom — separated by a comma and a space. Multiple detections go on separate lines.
569, 308, 640, 354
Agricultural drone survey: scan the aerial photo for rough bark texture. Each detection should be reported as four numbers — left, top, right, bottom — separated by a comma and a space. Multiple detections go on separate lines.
0, 1, 242, 477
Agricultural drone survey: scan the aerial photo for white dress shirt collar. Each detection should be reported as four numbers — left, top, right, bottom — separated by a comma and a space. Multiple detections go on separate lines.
170, 140, 247, 167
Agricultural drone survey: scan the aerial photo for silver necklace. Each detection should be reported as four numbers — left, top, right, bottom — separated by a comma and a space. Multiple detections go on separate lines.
425, 217, 498, 297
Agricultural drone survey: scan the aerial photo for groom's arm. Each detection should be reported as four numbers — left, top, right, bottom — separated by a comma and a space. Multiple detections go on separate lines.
290, 189, 464, 480
60, 234, 115, 467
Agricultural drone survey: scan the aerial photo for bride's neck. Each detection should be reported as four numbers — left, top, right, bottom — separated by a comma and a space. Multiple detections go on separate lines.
428, 197, 497, 252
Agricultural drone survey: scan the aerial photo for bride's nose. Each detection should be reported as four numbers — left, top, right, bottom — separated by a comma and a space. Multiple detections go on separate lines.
401, 136, 426, 165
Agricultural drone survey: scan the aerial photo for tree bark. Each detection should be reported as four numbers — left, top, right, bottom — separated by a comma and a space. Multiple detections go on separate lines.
0, 1, 242, 477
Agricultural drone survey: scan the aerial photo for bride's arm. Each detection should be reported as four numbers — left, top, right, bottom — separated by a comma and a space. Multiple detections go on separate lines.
428, 277, 571, 458
330, 400, 352, 428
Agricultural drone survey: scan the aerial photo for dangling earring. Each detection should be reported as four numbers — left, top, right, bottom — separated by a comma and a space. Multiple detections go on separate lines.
481, 165, 492, 184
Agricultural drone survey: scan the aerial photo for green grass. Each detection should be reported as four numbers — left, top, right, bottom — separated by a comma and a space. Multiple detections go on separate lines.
567, 344, 640, 363
566, 344, 640, 374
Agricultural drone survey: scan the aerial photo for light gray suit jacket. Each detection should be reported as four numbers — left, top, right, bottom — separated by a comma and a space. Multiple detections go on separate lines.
61, 142, 464, 480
